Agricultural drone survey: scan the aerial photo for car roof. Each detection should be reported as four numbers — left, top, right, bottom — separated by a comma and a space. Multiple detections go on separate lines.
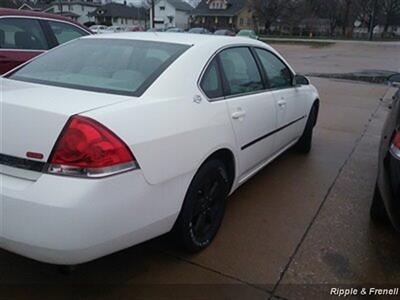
0, 8, 90, 32
86, 32, 259, 46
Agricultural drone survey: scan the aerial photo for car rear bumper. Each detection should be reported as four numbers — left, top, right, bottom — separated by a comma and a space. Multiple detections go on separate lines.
378, 153, 400, 230
0, 168, 187, 265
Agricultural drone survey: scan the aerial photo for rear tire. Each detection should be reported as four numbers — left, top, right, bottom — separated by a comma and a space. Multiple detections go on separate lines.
370, 184, 389, 221
57, 265, 77, 275
173, 160, 230, 253
294, 105, 317, 154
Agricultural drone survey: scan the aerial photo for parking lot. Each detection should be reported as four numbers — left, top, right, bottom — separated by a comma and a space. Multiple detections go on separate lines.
1, 40, 400, 300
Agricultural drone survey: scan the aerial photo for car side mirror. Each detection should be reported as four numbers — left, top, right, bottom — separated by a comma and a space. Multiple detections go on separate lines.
388, 73, 400, 87
294, 75, 310, 86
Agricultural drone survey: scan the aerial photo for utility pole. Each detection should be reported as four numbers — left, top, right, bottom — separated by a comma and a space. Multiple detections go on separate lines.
151, 0, 155, 28
369, 0, 378, 41
59, 0, 62, 15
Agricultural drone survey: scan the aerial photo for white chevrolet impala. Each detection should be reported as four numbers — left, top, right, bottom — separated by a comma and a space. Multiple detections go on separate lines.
0, 33, 319, 265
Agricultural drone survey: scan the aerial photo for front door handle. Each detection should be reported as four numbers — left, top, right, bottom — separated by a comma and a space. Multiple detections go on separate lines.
232, 110, 246, 120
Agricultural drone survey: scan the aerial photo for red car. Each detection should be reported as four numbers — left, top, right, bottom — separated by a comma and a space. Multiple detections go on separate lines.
0, 9, 91, 74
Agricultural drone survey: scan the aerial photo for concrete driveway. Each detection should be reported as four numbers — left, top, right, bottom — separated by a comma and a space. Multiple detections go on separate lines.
1, 41, 399, 300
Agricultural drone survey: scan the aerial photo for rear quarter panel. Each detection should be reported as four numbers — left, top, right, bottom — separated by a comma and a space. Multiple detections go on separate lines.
380, 89, 400, 160
85, 42, 239, 186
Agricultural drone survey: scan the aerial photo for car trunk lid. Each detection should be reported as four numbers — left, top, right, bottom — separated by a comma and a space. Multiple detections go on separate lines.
0, 78, 132, 167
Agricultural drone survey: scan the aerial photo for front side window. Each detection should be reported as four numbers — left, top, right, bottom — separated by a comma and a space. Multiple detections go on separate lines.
9, 39, 189, 96
255, 48, 293, 89
218, 47, 263, 96
200, 58, 223, 99
0, 18, 48, 50
48, 21, 88, 45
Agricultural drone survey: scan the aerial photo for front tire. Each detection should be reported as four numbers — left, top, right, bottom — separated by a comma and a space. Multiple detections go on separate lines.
294, 105, 318, 153
173, 160, 230, 253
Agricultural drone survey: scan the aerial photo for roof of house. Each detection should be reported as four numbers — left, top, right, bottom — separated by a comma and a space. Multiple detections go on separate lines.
52, 1, 101, 7
163, 0, 193, 11
89, 3, 148, 19
191, 0, 247, 17
18, 1, 50, 11
18, 0, 100, 12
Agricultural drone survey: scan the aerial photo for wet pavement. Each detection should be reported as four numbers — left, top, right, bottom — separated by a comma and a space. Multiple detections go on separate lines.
1, 42, 400, 300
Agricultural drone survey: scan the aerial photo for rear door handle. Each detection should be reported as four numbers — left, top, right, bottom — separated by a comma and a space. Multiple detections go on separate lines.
277, 100, 287, 108
232, 111, 246, 120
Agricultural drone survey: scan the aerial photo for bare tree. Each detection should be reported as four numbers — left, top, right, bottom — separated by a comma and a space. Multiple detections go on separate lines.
354, 0, 381, 38
279, 0, 309, 34
308, 0, 350, 36
380, 0, 400, 35
340, 0, 356, 37
248, 0, 287, 32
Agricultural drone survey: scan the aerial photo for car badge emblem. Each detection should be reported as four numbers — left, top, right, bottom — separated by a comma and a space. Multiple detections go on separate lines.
193, 95, 202, 104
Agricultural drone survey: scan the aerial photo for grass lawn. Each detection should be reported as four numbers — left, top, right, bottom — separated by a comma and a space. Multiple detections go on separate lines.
261, 38, 336, 48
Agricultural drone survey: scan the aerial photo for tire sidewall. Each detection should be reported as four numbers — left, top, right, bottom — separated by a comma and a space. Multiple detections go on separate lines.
175, 159, 230, 252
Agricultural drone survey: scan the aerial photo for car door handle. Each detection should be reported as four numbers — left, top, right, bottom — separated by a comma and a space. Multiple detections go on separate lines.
232, 111, 246, 120
277, 100, 287, 107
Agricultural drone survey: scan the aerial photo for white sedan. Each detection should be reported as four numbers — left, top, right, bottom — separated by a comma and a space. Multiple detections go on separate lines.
0, 33, 319, 265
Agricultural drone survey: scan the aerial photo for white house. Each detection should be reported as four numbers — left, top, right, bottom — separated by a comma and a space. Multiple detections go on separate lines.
154, 0, 193, 29
89, 3, 148, 27
43, 1, 101, 25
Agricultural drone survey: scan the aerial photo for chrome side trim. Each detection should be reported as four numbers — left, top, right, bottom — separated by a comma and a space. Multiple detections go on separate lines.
390, 144, 400, 160
46, 161, 140, 179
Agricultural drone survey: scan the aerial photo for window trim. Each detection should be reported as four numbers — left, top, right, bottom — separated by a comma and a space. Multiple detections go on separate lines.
198, 44, 279, 102
218, 46, 266, 98
45, 19, 89, 46
0, 15, 90, 52
199, 56, 224, 100
252, 46, 295, 91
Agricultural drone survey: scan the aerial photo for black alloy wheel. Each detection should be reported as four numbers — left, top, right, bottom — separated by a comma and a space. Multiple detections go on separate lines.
173, 159, 230, 252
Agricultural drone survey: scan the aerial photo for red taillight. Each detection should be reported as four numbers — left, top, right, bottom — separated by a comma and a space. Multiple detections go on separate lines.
390, 132, 400, 160
47, 116, 138, 177
393, 132, 400, 149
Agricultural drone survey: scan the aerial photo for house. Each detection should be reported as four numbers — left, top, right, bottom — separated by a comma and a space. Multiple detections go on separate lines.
190, 0, 255, 31
18, 0, 52, 11
44, 1, 101, 25
298, 18, 331, 36
154, 0, 193, 30
89, 3, 149, 27
18, 0, 101, 25
352, 17, 400, 38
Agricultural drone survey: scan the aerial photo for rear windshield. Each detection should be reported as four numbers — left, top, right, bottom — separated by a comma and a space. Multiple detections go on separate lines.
9, 38, 190, 96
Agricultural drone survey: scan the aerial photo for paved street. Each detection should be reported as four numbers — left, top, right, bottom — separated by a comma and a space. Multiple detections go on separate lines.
273, 40, 400, 75
1, 41, 400, 300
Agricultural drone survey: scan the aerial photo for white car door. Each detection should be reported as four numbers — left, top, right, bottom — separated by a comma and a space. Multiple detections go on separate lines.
217, 47, 277, 178
254, 48, 307, 152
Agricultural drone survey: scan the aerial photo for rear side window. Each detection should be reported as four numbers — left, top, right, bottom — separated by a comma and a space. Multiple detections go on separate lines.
200, 58, 223, 99
218, 47, 263, 96
9, 39, 189, 96
255, 48, 293, 89
0, 18, 48, 50
48, 21, 88, 45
